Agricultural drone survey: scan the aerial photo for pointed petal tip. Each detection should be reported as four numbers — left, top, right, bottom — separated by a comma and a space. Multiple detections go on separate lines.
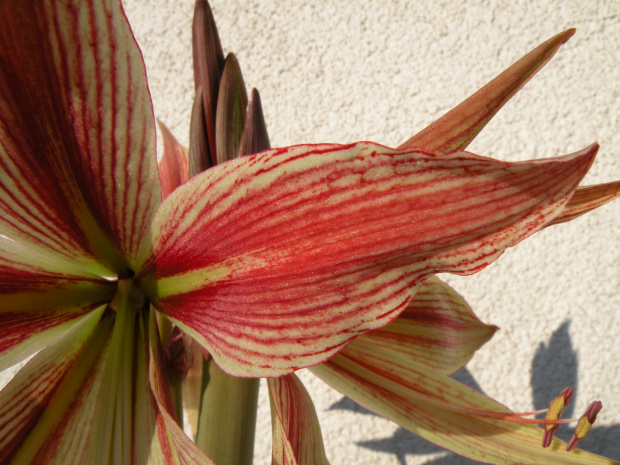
224, 51, 239, 65
580, 142, 600, 164
399, 28, 582, 154
563, 142, 599, 169
248, 87, 260, 107
156, 118, 170, 135
559, 28, 577, 44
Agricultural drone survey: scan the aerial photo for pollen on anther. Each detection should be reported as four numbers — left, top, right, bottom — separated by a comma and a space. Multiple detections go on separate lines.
566, 401, 602, 452
542, 387, 573, 448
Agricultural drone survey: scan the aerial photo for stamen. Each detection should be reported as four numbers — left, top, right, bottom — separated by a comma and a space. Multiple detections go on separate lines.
566, 401, 603, 452
542, 387, 574, 447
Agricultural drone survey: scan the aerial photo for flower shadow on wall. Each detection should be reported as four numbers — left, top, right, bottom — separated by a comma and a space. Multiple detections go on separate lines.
329, 322, 620, 464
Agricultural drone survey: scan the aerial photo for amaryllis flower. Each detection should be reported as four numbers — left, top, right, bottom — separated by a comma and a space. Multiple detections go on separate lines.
0, 2, 618, 465
159, 3, 620, 464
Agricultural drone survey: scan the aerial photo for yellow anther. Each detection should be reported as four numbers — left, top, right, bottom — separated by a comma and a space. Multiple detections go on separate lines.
566, 401, 602, 452
542, 387, 573, 448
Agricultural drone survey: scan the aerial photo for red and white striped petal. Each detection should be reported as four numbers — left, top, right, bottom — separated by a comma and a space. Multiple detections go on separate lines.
139, 142, 597, 377
268, 374, 330, 465
398, 29, 575, 154
0, 236, 114, 370
548, 181, 620, 226
0, 307, 110, 464
393, 28, 620, 232
359, 276, 497, 375
158, 121, 190, 200
2, 305, 213, 464
0, 0, 159, 274
310, 341, 618, 465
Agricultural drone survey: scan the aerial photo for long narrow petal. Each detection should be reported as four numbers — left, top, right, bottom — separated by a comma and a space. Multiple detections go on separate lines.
393, 29, 619, 230
359, 276, 497, 375
548, 181, 620, 226
139, 142, 597, 377
158, 121, 190, 200
310, 343, 619, 464
397, 29, 575, 153
0, 0, 159, 273
0, 237, 114, 370
268, 374, 330, 465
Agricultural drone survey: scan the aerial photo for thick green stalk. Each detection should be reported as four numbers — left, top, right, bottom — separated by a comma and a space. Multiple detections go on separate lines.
195, 358, 259, 465
169, 372, 184, 427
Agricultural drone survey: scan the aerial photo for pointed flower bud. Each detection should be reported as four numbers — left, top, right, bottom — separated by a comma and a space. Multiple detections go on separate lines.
192, 0, 225, 165
189, 87, 212, 176
566, 401, 603, 452
238, 88, 271, 156
542, 387, 574, 447
215, 53, 248, 164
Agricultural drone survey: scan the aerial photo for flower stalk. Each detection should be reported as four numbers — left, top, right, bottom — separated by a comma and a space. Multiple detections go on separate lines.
189, 2, 270, 461
195, 360, 260, 465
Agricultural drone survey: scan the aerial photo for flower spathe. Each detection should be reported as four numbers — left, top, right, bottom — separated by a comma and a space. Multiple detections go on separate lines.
0, 1, 619, 464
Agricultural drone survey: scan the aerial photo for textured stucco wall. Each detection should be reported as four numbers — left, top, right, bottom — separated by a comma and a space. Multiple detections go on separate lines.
2, 2, 618, 465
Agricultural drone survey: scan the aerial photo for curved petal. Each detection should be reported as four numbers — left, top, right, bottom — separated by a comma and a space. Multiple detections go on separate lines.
358, 276, 497, 375
139, 142, 597, 377
310, 344, 619, 465
548, 181, 620, 226
0, 0, 159, 273
268, 374, 330, 465
0, 237, 114, 370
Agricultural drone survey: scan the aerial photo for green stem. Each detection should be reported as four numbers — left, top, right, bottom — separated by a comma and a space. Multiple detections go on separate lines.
195, 358, 259, 465
169, 372, 184, 427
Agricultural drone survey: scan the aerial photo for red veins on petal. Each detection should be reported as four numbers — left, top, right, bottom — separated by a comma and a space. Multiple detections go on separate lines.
0, 237, 114, 368
139, 142, 598, 377
268, 374, 329, 465
0, 0, 159, 272
311, 343, 617, 465
358, 276, 498, 375
398, 29, 576, 154
148, 310, 216, 465
548, 180, 620, 226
